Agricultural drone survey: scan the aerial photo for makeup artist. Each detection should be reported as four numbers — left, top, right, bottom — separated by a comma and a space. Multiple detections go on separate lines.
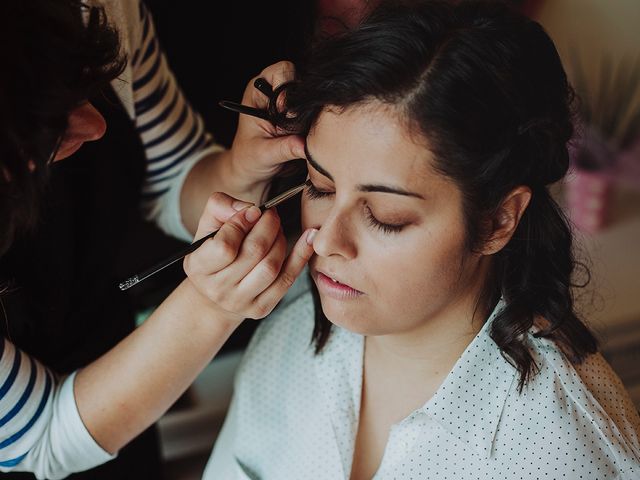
0, 0, 313, 478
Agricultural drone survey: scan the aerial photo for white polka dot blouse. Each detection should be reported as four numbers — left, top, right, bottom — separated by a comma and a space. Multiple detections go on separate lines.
203, 273, 640, 479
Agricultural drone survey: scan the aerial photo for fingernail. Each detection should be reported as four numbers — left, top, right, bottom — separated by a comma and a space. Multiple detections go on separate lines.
232, 200, 252, 211
306, 228, 318, 245
245, 206, 262, 223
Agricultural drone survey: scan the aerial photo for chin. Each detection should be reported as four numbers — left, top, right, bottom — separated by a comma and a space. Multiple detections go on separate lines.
318, 295, 386, 336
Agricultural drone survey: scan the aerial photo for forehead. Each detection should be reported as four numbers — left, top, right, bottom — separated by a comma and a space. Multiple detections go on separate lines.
306, 102, 437, 187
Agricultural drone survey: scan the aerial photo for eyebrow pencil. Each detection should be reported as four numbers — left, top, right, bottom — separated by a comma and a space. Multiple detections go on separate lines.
118, 180, 310, 291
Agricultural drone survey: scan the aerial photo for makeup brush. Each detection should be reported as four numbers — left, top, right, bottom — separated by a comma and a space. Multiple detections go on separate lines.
118, 180, 310, 291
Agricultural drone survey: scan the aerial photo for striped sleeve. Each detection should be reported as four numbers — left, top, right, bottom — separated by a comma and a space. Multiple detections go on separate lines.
118, 0, 224, 242
0, 339, 114, 479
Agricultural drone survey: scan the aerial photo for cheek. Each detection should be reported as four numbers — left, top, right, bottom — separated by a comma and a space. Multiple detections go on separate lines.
373, 221, 469, 303
300, 196, 325, 230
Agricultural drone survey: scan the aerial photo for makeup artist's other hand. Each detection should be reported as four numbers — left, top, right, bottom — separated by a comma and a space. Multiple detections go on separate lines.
227, 61, 305, 203
183, 192, 316, 323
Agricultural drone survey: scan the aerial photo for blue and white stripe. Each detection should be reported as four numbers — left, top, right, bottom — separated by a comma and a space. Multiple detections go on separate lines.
0, 339, 55, 468
130, 1, 215, 205
0, 337, 113, 477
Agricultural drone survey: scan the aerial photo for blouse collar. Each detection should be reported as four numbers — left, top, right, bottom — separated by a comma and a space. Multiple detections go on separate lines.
313, 296, 517, 471
420, 299, 518, 459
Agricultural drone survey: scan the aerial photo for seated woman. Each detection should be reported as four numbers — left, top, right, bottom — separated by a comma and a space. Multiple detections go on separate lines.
203, 1, 640, 478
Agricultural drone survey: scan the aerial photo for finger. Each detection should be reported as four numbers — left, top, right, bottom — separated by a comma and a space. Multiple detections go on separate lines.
187, 206, 262, 275
251, 132, 305, 169
214, 208, 282, 285
250, 228, 317, 318
236, 228, 287, 304
275, 132, 305, 161
248, 61, 295, 109
195, 192, 254, 241
264, 60, 295, 90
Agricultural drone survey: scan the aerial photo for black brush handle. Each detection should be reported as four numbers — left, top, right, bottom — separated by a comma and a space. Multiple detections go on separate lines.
118, 181, 309, 292
118, 229, 218, 291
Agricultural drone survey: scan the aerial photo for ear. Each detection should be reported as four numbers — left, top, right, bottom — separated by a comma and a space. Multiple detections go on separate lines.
481, 186, 532, 255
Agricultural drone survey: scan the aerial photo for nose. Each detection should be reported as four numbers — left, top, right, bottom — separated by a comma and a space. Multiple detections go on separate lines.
67, 102, 106, 142
311, 207, 357, 260
53, 102, 106, 161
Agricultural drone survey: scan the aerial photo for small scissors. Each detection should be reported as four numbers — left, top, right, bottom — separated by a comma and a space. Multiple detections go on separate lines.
218, 77, 280, 123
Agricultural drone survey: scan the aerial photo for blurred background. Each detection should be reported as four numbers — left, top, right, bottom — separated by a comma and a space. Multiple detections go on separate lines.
118, 1, 640, 478
531, 0, 640, 419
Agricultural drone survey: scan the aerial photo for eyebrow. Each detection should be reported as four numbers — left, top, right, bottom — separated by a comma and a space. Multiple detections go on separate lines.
304, 142, 334, 181
304, 141, 425, 200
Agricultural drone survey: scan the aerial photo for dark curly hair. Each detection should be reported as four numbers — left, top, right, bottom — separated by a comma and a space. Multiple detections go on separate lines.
273, 0, 598, 391
0, 0, 126, 257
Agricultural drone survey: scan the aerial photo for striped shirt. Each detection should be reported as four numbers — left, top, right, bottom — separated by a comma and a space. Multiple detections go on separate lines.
0, 339, 113, 479
0, 0, 223, 476
108, 0, 225, 243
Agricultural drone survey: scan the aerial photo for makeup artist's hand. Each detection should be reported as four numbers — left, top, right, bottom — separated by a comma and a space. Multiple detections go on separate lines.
226, 61, 305, 203
180, 61, 303, 234
183, 192, 316, 323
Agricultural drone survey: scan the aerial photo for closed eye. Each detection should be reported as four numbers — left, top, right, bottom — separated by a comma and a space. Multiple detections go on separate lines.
365, 207, 406, 234
305, 181, 334, 200
306, 181, 407, 235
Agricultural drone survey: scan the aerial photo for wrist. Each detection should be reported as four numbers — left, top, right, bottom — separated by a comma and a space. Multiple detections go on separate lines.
178, 279, 245, 332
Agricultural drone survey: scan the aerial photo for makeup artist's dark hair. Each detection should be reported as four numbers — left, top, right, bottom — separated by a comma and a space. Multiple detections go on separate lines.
0, 0, 125, 257
276, 0, 598, 391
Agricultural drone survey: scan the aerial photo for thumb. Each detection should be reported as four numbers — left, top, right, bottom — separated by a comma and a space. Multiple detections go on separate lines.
275, 133, 306, 163
275, 228, 317, 290
195, 192, 254, 240
250, 228, 317, 316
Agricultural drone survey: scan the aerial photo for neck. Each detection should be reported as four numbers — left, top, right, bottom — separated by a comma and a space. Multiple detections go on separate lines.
369, 301, 485, 375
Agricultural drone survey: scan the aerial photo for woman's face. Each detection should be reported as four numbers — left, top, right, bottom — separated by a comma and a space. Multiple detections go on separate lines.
301, 102, 490, 337
52, 102, 106, 162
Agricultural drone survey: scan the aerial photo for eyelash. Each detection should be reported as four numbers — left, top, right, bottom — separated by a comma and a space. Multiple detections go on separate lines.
304, 182, 333, 200
305, 182, 406, 234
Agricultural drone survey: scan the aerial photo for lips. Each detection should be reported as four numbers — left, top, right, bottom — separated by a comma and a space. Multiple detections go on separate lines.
313, 268, 364, 300
316, 269, 356, 289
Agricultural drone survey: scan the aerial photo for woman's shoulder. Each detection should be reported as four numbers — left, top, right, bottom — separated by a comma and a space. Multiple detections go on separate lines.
524, 333, 640, 461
